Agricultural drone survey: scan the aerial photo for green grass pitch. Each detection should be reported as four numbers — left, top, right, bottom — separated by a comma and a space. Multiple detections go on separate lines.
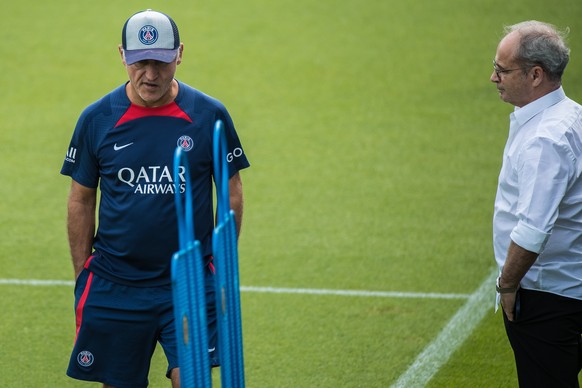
1, 0, 581, 386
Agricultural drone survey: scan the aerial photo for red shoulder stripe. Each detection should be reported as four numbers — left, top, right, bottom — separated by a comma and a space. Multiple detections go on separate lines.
115, 102, 193, 127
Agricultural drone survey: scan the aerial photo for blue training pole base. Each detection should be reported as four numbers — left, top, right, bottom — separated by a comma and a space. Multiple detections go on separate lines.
172, 243, 211, 387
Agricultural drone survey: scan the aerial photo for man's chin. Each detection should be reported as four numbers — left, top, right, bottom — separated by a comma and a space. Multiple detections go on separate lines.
137, 92, 166, 107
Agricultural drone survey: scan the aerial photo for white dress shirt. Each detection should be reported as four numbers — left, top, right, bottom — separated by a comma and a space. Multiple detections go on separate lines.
493, 87, 582, 299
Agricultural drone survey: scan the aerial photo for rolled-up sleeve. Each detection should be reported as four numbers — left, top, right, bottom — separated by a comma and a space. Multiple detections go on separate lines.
510, 221, 551, 253
513, 136, 575, 253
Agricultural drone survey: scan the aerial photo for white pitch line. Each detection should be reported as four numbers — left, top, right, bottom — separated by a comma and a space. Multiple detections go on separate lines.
0, 278, 75, 286
239, 286, 470, 300
391, 268, 498, 388
0, 278, 470, 300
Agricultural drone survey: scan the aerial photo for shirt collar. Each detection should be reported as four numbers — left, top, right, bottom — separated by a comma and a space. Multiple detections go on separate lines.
513, 87, 566, 126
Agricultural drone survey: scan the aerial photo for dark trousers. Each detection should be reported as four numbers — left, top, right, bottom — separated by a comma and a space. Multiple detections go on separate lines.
503, 288, 582, 387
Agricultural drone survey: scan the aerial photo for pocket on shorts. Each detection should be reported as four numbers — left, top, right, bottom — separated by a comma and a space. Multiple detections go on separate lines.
74, 269, 90, 296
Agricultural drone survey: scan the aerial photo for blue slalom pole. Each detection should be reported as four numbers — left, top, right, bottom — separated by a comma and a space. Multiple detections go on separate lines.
213, 119, 246, 388
171, 146, 212, 387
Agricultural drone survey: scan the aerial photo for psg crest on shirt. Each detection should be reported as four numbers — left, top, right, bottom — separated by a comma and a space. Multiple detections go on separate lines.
139, 25, 158, 45
177, 135, 194, 152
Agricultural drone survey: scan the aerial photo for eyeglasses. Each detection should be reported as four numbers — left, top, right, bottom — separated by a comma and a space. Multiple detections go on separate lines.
492, 60, 526, 78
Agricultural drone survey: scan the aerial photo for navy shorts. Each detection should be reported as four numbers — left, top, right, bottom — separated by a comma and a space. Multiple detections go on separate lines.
67, 262, 218, 388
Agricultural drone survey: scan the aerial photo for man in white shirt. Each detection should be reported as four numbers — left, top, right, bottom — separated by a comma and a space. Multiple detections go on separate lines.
492, 20, 582, 387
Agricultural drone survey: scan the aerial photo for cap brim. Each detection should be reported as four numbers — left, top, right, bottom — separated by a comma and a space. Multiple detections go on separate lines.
124, 49, 178, 65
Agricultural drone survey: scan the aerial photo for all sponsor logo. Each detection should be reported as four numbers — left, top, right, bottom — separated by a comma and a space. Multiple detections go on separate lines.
118, 165, 186, 195
65, 147, 77, 163
227, 147, 244, 163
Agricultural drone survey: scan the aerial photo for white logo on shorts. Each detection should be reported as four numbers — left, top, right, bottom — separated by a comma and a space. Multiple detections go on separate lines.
77, 350, 94, 367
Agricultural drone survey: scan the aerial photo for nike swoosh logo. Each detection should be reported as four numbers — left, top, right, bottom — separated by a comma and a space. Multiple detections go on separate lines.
114, 142, 134, 151
208, 347, 216, 353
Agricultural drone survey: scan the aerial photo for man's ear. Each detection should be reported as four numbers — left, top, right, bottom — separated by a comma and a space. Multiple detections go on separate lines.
118, 45, 127, 66
176, 43, 184, 65
531, 66, 544, 87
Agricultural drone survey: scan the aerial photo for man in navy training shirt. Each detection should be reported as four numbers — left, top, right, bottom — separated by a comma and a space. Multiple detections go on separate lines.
61, 9, 250, 388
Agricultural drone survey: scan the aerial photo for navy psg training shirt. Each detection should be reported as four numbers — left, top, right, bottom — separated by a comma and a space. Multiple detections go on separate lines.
61, 80, 250, 286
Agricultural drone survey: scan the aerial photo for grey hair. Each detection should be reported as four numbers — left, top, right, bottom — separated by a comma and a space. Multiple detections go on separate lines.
504, 20, 570, 82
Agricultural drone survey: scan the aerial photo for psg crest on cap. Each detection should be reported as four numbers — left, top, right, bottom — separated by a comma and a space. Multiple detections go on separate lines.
139, 25, 158, 45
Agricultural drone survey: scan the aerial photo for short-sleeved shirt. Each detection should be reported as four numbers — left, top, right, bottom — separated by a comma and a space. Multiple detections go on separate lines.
61, 80, 250, 286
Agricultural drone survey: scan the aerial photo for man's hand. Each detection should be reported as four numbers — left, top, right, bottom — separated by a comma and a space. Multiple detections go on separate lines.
501, 291, 518, 321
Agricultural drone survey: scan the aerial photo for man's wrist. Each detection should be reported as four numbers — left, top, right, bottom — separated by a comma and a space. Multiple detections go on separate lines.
496, 275, 519, 294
